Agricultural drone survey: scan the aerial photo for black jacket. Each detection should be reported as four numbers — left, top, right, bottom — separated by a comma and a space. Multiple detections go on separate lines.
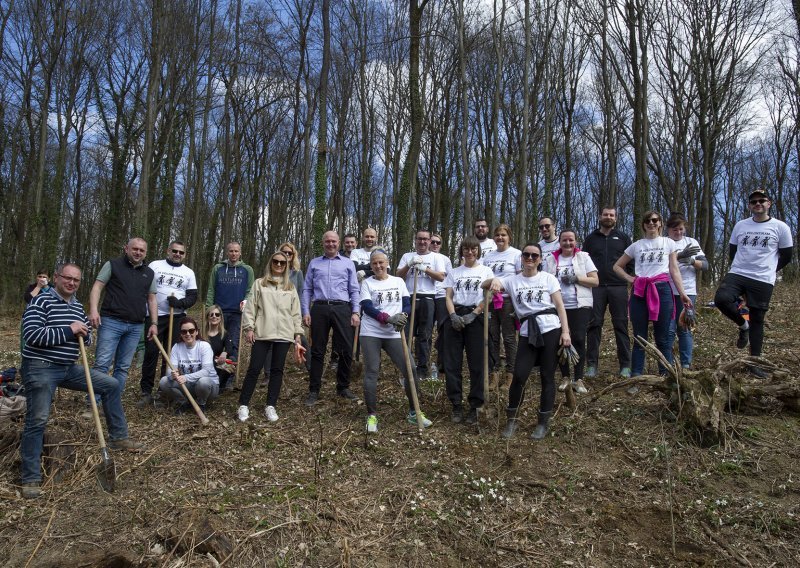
582, 228, 633, 286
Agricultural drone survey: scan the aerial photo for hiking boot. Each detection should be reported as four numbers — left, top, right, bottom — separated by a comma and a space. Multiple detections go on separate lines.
585, 365, 597, 378
573, 379, 588, 394
531, 411, 552, 440
366, 414, 378, 433
407, 411, 432, 428
108, 438, 143, 453
465, 407, 478, 425
619, 367, 631, 379
237, 405, 250, 422
501, 408, 518, 439
21, 482, 41, 499
305, 391, 319, 407
265, 405, 279, 422
749, 365, 769, 379
337, 389, 358, 401
558, 377, 570, 392
173, 402, 191, 415
737, 326, 749, 349
136, 393, 154, 408
451, 406, 464, 423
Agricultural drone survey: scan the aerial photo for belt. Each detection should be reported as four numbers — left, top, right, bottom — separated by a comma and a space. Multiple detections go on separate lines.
454, 305, 477, 310
314, 300, 349, 305
415, 294, 435, 299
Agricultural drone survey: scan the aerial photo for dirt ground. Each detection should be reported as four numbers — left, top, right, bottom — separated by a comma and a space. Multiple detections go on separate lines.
0, 285, 798, 567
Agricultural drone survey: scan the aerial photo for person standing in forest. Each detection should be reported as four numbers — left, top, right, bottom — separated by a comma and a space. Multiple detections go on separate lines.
714, 190, 793, 378
583, 207, 633, 379
342, 234, 358, 258
350, 228, 385, 283
137, 241, 198, 407
302, 231, 361, 406
429, 233, 452, 381
89, 238, 158, 403
205, 242, 254, 357
474, 218, 496, 258
538, 217, 560, 256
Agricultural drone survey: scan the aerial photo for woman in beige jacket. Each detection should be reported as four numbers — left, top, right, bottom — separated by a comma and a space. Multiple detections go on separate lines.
236, 251, 304, 422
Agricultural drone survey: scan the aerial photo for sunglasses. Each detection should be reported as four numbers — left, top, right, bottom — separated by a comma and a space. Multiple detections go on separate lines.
208, 312, 221, 318
749, 198, 768, 205
522, 252, 540, 260
272, 259, 287, 266
644, 218, 660, 225
180, 328, 197, 335
538, 224, 551, 230
430, 240, 441, 245
280, 250, 294, 256
171, 249, 186, 255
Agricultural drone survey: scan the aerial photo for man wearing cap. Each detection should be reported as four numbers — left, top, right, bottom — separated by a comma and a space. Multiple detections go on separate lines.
714, 190, 793, 377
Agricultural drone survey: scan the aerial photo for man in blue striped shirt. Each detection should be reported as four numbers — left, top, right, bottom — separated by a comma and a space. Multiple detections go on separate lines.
19, 263, 142, 499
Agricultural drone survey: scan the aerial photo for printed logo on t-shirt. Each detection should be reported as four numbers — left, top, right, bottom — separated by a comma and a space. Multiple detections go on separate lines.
639, 249, 666, 265
453, 277, 483, 292
739, 232, 773, 248
516, 287, 546, 305
487, 261, 508, 275
373, 288, 402, 305
555, 266, 575, 280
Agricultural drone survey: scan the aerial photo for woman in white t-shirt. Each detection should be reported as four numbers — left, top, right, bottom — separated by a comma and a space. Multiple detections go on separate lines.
613, 211, 692, 380
443, 236, 495, 424
665, 213, 707, 369
159, 316, 219, 414
481, 223, 521, 391
485, 243, 571, 440
543, 229, 598, 394
360, 252, 432, 433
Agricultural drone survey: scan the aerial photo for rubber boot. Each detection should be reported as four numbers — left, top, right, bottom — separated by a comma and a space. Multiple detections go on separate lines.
531, 410, 553, 440
501, 408, 518, 439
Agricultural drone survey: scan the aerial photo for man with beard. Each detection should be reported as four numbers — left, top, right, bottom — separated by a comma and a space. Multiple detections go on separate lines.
538, 217, 560, 256
583, 207, 633, 379
474, 218, 496, 258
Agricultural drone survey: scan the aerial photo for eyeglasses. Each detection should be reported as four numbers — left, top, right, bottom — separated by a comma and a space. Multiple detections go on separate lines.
280, 250, 294, 256
430, 240, 441, 245
644, 218, 660, 225
208, 312, 221, 318
749, 198, 768, 205
272, 259, 287, 266
180, 328, 197, 335
171, 249, 186, 255
57, 274, 81, 283
538, 224, 551, 230
522, 252, 540, 260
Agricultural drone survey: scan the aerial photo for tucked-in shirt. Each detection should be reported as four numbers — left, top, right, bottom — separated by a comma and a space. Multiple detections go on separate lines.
444, 264, 494, 307
360, 275, 409, 339
22, 288, 91, 365
729, 217, 794, 285
170, 341, 219, 385
625, 237, 677, 278
669, 236, 704, 296
397, 251, 449, 295
302, 253, 361, 315
503, 272, 562, 337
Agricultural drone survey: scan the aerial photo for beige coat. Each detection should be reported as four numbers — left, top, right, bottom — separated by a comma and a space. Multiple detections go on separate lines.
242, 279, 304, 341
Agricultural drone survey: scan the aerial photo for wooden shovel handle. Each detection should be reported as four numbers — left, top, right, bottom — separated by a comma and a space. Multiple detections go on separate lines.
152, 336, 210, 425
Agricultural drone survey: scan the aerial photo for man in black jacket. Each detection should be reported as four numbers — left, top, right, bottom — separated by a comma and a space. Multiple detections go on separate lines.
582, 207, 633, 379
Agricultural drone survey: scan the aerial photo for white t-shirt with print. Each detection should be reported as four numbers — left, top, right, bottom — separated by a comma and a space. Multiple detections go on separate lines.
169, 341, 219, 385
349, 248, 373, 268
625, 237, 676, 277
503, 272, 562, 336
729, 217, 794, 285
434, 255, 453, 299
551, 254, 598, 309
149, 259, 198, 316
481, 247, 521, 279
538, 239, 560, 256
669, 236, 704, 295
398, 252, 449, 295
444, 264, 494, 307
359, 275, 409, 339
479, 239, 497, 258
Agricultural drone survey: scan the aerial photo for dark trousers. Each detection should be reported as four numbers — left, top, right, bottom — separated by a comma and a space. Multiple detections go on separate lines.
140, 313, 183, 395
489, 295, 518, 372
224, 311, 242, 358
434, 297, 448, 372
586, 285, 631, 370
406, 295, 435, 375
508, 328, 560, 413
629, 282, 674, 375
239, 340, 290, 407
443, 309, 489, 409
309, 303, 353, 393
559, 307, 591, 381
714, 273, 773, 356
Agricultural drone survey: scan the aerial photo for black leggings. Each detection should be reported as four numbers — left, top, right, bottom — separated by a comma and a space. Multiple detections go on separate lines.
714, 273, 773, 356
508, 328, 561, 413
559, 307, 590, 381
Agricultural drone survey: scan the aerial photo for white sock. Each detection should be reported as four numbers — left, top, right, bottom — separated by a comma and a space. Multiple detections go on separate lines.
739, 321, 749, 330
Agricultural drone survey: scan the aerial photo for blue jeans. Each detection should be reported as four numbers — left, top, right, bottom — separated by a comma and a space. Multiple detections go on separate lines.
668, 294, 695, 368
629, 282, 674, 376
20, 358, 129, 483
93, 315, 143, 391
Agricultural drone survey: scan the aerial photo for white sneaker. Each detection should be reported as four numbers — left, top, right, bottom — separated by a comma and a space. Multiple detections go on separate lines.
265, 405, 278, 422
558, 377, 570, 392
237, 405, 249, 422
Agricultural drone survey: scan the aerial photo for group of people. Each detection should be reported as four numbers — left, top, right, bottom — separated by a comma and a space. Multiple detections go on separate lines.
18, 189, 792, 498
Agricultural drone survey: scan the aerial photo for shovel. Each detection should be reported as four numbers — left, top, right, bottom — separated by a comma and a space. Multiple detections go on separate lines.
78, 336, 115, 493
152, 336, 210, 425
350, 323, 363, 379
400, 329, 425, 434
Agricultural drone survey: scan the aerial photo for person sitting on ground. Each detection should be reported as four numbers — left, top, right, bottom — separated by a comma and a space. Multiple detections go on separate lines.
360, 251, 432, 433
158, 316, 219, 413
204, 304, 235, 391
237, 251, 305, 423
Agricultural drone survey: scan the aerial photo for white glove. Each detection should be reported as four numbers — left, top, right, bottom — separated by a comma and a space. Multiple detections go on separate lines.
410, 256, 425, 269
357, 270, 366, 282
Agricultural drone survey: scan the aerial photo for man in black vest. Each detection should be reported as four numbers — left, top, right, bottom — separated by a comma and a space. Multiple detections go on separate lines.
89, 238, 158, 401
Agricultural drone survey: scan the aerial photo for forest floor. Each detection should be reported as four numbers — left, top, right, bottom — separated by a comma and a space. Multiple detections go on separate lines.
0, 285, 798, 567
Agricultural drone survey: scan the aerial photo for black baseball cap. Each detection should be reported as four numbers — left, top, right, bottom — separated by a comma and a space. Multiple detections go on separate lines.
748, 190, 770, 201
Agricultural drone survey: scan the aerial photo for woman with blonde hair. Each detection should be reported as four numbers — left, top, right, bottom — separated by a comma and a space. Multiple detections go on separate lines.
279, 241, 310, 370
237, 251, 305, 422
204, 303, 235, 391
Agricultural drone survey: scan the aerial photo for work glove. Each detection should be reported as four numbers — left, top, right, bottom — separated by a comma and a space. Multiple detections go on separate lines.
557, 344, 580, 366
560, 273, 578, 285
461, 312, 478, 326
677, 244, 701, 260
357, 270, 366, 282
167, 296, 181, 308
410, 256, 425, 269
678, 255, 695, 266
387, 312, 408, 331
679, 307, 697, 331
449, 313, 465, 331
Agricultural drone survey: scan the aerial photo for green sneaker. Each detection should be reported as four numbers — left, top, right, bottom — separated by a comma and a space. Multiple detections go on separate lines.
366, 414, 378, 433
407, 411, 432, 428
585, 365, 597, 378
620, 367, 631, 379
